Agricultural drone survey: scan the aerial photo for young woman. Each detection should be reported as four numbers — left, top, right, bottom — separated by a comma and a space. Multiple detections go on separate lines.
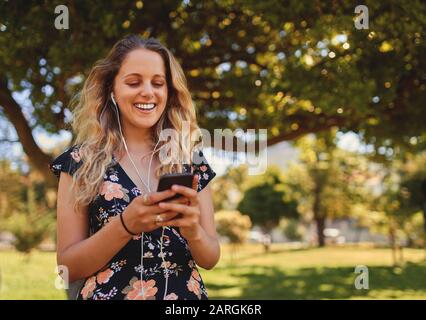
50, 35, 219, 300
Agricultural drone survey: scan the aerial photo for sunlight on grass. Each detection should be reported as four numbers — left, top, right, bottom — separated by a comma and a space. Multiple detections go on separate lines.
201, 244, 426, 299
0, 250, 66, 300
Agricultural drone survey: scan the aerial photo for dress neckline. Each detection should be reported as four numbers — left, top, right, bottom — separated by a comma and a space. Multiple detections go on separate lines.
112, 153, 153, 194
111, 153, 192, 195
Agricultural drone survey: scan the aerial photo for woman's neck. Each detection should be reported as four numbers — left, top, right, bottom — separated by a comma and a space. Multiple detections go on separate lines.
123, 127, 152, 149
118, 125, 154, 159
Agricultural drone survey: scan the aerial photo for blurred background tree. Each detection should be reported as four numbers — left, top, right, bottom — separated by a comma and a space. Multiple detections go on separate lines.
237, 166, 299, 246
215, 210, 252, 260
287, 133, 371, 247
0, 0, 424, 186
369, 152, 426, 265
279, 218, 306, 242
0, 159, 23, 221
4, 180, 55, 259
211, 164, 249, 211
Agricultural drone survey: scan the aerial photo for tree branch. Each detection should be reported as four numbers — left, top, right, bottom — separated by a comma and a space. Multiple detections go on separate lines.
0, 76, 56, 186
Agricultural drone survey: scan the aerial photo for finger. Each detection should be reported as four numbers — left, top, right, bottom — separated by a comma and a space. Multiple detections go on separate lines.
143, 189, 176, 205
170, 184, 198, 202
171, 184, 197, 207
145, 204, 175, 215
158, 201, 196, 216
154, 211, 179, 224
192, 174, 199, 191
157, 218, 187, 228
167, 197, 190, 205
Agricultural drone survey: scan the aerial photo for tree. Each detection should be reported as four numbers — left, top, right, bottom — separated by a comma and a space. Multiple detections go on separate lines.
1, 159, 56, 256
398, 153, 426, 235
211, 164, 249, 211
237, 166, 299, 241
215, 210, 252, 260
360, 151, 426, 265
394, 153, 426, 257
290, 133, 371, 247
0, 159, 24, 222
4, 182, 54, 258
0, 0, 424, 185
280, 218, 306, 242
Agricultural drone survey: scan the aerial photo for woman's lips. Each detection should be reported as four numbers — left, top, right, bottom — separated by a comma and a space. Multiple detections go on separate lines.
133, 103, 157, 113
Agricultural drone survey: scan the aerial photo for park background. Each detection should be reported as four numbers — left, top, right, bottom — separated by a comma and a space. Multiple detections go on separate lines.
0, 0, 425, 299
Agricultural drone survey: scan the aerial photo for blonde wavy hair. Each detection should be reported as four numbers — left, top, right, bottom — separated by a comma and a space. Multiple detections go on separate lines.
70, 35, 202, 211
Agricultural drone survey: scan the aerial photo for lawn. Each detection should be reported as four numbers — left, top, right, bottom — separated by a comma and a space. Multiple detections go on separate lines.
0, 244, 425, 299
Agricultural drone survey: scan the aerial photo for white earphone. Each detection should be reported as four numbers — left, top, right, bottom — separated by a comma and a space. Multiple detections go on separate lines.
110, 92, 117, 106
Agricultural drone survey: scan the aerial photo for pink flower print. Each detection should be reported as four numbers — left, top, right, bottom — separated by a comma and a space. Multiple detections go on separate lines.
164, 293, 178, 300
123, 278, 158, 300
96, 268, 114, 284
70, 148, 81, 163
100, 181, 124, 201
81, 276, 96, 300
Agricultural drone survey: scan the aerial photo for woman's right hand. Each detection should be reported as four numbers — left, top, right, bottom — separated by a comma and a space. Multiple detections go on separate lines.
120, 189, 185, 234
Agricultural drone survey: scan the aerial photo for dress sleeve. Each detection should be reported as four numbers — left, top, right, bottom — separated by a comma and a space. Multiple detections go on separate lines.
190, 149, 217, 192
49, 145, 83, 179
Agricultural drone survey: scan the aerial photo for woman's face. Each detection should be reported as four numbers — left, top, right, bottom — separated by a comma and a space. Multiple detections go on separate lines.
112, 48, 168, 133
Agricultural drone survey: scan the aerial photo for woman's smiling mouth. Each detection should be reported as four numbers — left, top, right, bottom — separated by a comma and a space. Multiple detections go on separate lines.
133, 103, 157, 112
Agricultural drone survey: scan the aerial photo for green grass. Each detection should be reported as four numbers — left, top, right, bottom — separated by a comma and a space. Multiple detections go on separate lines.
0, 244, 425, 299
202, 244, 426, 299
0, 250, 67, 300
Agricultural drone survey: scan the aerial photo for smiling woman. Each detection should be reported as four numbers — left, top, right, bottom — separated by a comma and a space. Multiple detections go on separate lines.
49, 35, 219, 300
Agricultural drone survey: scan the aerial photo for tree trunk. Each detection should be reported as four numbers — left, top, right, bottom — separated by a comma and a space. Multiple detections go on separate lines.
315, 217, 326, 247
389, 225, 397, 266
262, 234, 272, 253
312, 182, 325, 247
423, 202, 426, 261
260, 226, 272, 253
398, 245, 404, 264
0, 78, 57, 187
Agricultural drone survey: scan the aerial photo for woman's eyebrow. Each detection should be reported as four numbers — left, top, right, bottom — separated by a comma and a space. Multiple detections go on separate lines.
122, 73, 165, 79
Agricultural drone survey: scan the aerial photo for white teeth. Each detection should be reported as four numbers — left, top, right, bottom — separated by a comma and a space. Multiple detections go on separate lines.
134, 103, 156, 110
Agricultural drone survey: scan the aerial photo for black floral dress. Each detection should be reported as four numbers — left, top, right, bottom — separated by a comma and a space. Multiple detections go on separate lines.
49, 145, 216, 300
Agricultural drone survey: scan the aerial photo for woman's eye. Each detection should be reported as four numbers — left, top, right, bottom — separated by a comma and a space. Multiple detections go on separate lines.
127, 82, 163, 87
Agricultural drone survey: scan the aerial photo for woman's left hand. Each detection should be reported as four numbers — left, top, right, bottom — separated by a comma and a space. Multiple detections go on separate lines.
156, 175, 202, 241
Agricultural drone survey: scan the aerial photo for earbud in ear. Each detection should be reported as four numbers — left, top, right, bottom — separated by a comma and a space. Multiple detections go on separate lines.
110, 92, 116, 106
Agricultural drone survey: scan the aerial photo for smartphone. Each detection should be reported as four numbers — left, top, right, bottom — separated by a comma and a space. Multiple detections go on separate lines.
157, 173, 194, 200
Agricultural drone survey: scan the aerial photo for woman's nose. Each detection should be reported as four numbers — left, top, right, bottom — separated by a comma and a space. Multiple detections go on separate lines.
140, 83, 154, 97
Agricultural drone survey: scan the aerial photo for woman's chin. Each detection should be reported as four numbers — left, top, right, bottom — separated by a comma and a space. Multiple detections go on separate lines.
124, 107, 165, 131
133, 118, 161, 131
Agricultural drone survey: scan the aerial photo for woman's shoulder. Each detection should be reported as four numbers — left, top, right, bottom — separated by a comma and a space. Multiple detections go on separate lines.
49, 144, 83, 179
